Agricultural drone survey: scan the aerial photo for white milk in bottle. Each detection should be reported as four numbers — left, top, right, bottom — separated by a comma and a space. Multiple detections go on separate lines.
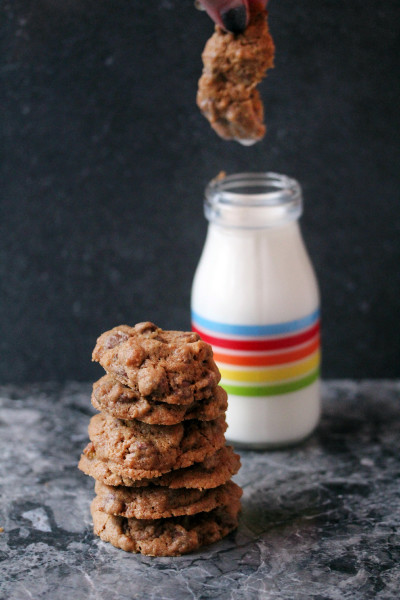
191, 172, 321, 448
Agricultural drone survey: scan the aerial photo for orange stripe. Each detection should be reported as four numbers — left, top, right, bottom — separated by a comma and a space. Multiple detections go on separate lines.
213, 336, 320, 367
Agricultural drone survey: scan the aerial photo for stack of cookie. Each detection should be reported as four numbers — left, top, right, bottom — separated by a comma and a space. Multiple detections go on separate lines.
78, 321, 242, 556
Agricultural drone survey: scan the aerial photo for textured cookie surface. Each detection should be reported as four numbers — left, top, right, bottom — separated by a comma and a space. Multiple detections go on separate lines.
94, 479, 241, 519
91, 496, 241, 556
79, 445, 241, 489
92, 374, 227, 424
197, 4, 275, 143
92, 322, 220, 404
87, 413, 227, 476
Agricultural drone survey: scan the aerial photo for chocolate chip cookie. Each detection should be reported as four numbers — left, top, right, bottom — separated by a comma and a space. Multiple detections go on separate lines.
92, 322, 220, 404
79, 445, 241, 489
91, 374, 227, 424
91, 494, 241, 556
94, 479, 241, 519
87, 413, 227, 476
197, 4, 275, 143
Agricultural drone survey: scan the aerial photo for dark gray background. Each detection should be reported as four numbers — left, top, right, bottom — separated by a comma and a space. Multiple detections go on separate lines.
1, 0, 399, 383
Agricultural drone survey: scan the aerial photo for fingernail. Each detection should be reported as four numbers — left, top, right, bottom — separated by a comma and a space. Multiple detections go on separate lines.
221, 5, 247, 33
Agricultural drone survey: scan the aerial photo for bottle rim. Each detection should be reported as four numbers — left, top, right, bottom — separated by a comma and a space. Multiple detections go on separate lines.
204, 172, 303, 228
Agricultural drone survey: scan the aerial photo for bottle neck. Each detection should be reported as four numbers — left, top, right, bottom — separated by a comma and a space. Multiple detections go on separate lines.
205, 172, 303, 229
206, 220, 302, 251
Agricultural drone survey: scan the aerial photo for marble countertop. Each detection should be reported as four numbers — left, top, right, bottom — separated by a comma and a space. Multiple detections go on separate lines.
1, 380, 399, 600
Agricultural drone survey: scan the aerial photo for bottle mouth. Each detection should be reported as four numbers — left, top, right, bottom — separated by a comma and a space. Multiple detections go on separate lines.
204, 172, 303, 228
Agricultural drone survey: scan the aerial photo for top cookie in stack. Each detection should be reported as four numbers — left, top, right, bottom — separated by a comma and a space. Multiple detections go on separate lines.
78, 322, 242, 557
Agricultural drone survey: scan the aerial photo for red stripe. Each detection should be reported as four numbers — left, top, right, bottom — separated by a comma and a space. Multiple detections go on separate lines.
192, 322, 320, 351
213, 336, 320, 366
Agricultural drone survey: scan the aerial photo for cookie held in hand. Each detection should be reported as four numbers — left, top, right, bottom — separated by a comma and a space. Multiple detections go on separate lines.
197, 4, 275, 144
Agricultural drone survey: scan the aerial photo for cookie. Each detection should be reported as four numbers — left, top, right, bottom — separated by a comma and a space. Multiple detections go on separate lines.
79, 445, 241, 489
91, 374, 228, 424
92, 322, 220, 405
87, 413, 227, 475
198, 77, 266, 142
94, 479, 241, 519
197, 4, 275, 143
91, 494, 241, 556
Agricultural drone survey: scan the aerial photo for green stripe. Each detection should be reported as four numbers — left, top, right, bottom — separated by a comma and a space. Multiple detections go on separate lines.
222, 369, 319, 397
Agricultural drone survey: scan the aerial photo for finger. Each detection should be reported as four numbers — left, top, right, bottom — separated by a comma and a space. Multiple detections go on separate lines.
200, 0, 249, 33
249, 0, 268, 8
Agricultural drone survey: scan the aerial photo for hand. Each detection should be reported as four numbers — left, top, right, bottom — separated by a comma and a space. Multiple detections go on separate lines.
198, 0, 268, 33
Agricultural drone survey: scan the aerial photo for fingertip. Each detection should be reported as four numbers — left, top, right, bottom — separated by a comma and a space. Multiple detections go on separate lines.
221, 5, 248, 33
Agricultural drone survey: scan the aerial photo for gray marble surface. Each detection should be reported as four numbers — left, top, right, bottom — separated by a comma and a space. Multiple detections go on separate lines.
0, 381, 399, 600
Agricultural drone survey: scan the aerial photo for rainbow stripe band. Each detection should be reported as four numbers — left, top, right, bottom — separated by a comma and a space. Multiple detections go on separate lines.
191, 309, 321, 397
223, 370, 320, 397
219, 350, 320, 383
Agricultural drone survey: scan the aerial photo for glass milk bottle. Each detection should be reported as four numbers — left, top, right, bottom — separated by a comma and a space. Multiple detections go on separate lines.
191, 172, 321, 448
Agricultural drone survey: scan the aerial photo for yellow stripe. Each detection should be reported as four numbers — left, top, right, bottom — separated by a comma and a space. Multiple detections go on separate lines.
219, 351, 320, 383
223, 369, 320, 396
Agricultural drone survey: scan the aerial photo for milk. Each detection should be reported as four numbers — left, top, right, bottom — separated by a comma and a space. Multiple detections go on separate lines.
191, 172, 321, 448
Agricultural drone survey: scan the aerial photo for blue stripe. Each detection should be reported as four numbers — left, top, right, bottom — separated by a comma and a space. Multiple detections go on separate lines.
191, 309, 320, 337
